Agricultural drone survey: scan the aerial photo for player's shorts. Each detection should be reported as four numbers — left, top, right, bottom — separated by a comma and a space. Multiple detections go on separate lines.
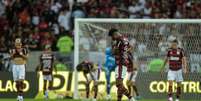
115, 65, 127, 79
12, 64, 25, 81
43, 74, 53, 81
86, 69, 100, 82
127, 71, 138, 82
167, 69, 183, 82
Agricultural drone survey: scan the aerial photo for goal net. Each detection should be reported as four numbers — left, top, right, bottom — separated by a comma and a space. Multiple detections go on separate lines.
73, 19, 201, 99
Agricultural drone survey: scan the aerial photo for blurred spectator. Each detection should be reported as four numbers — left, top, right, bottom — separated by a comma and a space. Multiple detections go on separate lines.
158, 37, 169, 53
0, 0, 200, 53
31, 12, 40, 26
137, 41, 147, 54
41, 32, 54, 49
57, 33, 73, 54
50, 0, 62, 14
72, 3, 86, 18
0, 36, 7, 52
58, 8, 71, 31
0, 1, 5, 16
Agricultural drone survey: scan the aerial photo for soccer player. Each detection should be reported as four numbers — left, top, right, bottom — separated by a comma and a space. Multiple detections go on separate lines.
126, 51, 140, 100
76, 60, 100, 101
108, 28, 135, 101
104, 47, 116, 100
9, 38, 29, 101
36, 45, 56, 99
160, 39, 188, 101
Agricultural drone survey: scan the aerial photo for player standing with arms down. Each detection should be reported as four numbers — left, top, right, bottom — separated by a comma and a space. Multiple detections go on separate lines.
9, 38, 29, 101
108, 28, 135, 101
36, 45, 56, 99
160, 39, 188, 101
76, 60, 100, 101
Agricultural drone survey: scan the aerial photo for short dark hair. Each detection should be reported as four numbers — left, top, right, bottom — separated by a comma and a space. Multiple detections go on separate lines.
108, 28, 118, 36
172, 39, 178, 44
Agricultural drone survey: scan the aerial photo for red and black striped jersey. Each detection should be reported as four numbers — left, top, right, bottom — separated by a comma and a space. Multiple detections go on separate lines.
9, 47, 29, 58
112, 36, 131, 66
167, 48, 185, 70
40, 52, 55, 75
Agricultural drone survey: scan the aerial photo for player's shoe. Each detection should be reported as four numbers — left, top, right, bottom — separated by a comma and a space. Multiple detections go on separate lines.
129, 97, 136, 101
17, 96, 20, 101
168, 97, 173, 101
92, 98, 97, 101
17, 96, 23, 101
175, 99, 179, 101
82, 98, 90, 101
106, 94, 111, 100
135, 96, 141, 100
44, 90, 49, 99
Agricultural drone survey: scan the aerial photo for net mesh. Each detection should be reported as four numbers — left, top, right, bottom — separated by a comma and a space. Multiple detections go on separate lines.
77, 21, 201, 72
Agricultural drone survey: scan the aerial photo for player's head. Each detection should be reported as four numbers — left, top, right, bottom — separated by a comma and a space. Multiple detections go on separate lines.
108, 28, 120, 39
171, 39, 178, 49
44, 44, 52, 52
105, 47, 112, 55
15, 38, 22, 49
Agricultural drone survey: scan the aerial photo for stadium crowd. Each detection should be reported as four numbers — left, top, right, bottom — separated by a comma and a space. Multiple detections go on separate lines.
0, 0, 201, 72
0, 0, 201, 52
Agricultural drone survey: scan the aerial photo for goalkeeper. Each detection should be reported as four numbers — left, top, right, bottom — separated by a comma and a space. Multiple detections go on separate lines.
104, 47, 116, 100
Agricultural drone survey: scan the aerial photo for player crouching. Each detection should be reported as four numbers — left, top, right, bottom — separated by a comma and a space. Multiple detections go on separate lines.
77, 60, 100, 101
10, 38, 29, 101
36, 45, 57, 99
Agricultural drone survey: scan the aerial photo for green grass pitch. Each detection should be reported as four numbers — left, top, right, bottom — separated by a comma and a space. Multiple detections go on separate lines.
0, 99, 198, 101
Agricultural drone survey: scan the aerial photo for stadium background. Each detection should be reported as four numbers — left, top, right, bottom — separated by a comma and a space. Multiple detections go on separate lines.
0, 0, 201, 101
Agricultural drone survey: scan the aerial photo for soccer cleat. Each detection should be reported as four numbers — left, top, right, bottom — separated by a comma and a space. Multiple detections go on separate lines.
20, 96, 23, 101
92, 98, 97, 101
175, 99, 179, 101
44, 90, 49, 99
168, 97, 173, 101
106, 94, 111, 100
17, 96, 20, 101
82, 98, 90, 101
129, 97, 136, 101
135, 96, 141, 100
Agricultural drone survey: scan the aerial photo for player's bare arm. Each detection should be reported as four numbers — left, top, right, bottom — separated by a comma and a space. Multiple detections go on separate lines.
20, 53, 29, 60
160, 56, 168, 75
182, 56, 188, 74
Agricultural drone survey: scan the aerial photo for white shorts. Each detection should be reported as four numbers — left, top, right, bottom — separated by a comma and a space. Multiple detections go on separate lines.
115, 65, 127, 79
127, 71, 138, 82
43, 75, 53, 81
168, 69, 183, 82
86, 69, 100, 82
12, 64, 25, 81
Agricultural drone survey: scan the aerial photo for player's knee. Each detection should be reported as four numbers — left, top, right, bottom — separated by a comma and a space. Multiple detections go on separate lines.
168, 80, 173, 86
116, 79, 123, 87
126, 80, 131, 86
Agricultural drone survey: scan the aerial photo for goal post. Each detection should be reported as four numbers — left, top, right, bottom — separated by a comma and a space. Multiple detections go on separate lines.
74, 19, 201, 99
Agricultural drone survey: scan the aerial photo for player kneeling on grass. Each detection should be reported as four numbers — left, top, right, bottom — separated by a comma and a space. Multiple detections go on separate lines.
36, 45, 57, 99
77, 60, 100, 101
160, 39, 188, 101
10, 38, 29, 101
126, 52, 140, 100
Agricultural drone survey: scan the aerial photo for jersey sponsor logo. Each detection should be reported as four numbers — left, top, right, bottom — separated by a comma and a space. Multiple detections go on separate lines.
170, 56, 180, 61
